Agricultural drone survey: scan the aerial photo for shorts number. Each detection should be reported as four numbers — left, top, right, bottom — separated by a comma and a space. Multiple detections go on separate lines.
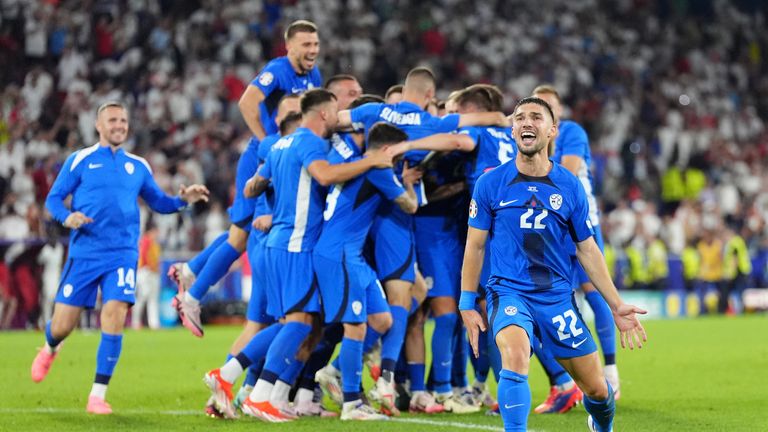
498, 142, 515, 164
324, 184, 343, 221
551, 309, 583, 341
117, 267, 135, 288
520, 209, 547, 229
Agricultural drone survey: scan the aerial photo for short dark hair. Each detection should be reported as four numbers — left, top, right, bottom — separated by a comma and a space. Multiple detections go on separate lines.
299, 89, 336, 114
405, 67, 435, 84
349, 94, 385, 110
513, 96, 555, 122
367, 122, 408, 150
385, 84, 403, 100
325, 74, 358, 89
456, 84, 504, 112
285, 20, 318, 40
279, 112, 303, 135
96, 101, 126, 116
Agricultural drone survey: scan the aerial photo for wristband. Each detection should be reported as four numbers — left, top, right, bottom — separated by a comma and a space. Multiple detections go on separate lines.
458, 290, 478, 311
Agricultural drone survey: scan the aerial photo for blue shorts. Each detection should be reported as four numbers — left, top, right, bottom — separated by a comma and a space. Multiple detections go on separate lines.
415, 216, 462, 299
246, 230, 274, 324
485, 287, 597, 359
314, 253, 389, 324
370, 213, 416, 283
228, 143, 261, 229
264, 247, 320, 318
573, 226, 605, 286
56, 256, 138, 308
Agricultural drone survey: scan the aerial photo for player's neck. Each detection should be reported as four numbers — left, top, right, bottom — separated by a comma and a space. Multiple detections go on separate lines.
515, 152, 552, 177
288, 56, 306, 75
98, 140, 122, 153
301, 118, 326, 138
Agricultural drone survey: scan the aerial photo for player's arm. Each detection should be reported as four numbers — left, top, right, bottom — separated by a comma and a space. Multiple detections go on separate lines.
244, 174, 270, 198
239, 85, 268, 140
460, 226, 489, 358
307, 152, 392, 187
337, 110, 353, 129
140, 170, 209, 212
45, 153, 93, 229
457, 111, 509, 128
388, 133, 475, 157
393, 161, 420, 214
560, 155, 583, 175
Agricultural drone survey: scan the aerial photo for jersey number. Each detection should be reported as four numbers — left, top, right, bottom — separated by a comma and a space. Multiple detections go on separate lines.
519, 209, 547, 229
552, 309, 584, 341
323, 184, 343, 221
117, 267, 135, 288
498, 142, 515, 164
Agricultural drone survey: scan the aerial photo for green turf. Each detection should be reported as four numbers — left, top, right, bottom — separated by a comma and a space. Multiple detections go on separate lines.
2, 315, 767, 431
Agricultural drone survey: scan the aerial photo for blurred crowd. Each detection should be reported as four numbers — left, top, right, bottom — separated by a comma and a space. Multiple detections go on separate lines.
1, 0, 768, 327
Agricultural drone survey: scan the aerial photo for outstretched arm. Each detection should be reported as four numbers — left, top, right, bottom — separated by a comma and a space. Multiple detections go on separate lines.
458, 112, 509, 128
459, 226, 489, 358
388, 133, 475, 157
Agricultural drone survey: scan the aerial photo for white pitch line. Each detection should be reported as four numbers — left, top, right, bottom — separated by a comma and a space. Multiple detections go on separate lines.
392, 417, 506, 431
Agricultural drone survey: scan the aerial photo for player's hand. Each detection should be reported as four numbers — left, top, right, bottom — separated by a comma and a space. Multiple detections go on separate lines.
369, 148, 394, 168
63, 212, 93, 229
179, 184, 210, 204
252, 214, 273, 233
387, 141, 411, 157
401, 161, 423, 186
613, 303, 648, 350
460, 309, 487, 358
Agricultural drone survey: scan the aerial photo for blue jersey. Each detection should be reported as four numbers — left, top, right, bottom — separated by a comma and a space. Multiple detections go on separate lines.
327, 132, 362, 165
551, 120, 598, 227
229, 137, 262, 225
251, 57, 322, 136
253, 133, 280, 219
468, 162, 594, 294
46, 144, 186, 261
460, 125, 516, 194
349, 101, 460, 164
315, 158, 405, 259
258, 128, 329, 252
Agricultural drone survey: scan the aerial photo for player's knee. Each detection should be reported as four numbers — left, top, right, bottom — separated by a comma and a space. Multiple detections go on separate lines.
369, 312, 392, 333
343, 322, 366, 340
581, 378, 610, 400
227, 226, 248, 251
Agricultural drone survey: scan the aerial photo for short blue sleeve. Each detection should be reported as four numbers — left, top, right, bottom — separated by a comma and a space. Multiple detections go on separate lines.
258, 153, 272, 179
297, 135, 328, 169
468, 173, 493, 230
429, 113, 460, 133
350, 103, 381, 131
458, 126, 480, 146
250, 62, 281, 98
558, 122, 589, 157
367, 167, 406, 201
568, 179, 595, 242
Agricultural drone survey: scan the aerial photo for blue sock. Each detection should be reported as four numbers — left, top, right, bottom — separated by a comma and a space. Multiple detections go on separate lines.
239, 323, 283, 365
188, 232, 229, 275
340, 337, 364, 402
585, 290, 617, 365
431, 313, 457, 394
45, 321, 62, 349
408, 362, 426, 392
497, 369, 530, 432
225, 353, 233, 362
261, 322, 311, 382
94, 332, 123, 385
533, 334, 571, 386
188, 241, 241, 300
381, 305, 408, 374
302, 324, 343, 382
583, 382, 615, 432
395, 350, 407, 384
452, 324, 469, 388
470, 329, 490, 382
279, 358, 305, 386
363, 326, 382, 354
244, 359, 263, 387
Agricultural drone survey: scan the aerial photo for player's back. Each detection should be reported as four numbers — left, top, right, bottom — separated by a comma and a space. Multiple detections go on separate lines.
461, 125, 516, 194
263, 128, 329, 252
327, 132, 361, 165
552, 119, 598, 226
470, 161, 594, 295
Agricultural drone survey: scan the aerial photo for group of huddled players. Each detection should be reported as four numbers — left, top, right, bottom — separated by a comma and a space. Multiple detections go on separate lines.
31, 19, 646, 432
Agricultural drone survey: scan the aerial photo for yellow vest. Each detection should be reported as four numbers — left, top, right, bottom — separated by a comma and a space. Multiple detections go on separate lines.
681, 246, 700, 280
697, 239, 723, 282
661, 167, 685, 203
625, 246, 648, 286
648, 240, 669, 280
722, 235, 752, 280
684, 168, 707, 200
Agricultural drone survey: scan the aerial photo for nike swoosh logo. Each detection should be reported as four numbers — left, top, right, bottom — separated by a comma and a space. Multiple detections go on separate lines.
572, 338, 587, 348
123, 290, 135, 295
88, 163, 103, 169
499, 199, 518, 207
504, 403, 524, 409
440, 361, 451, 366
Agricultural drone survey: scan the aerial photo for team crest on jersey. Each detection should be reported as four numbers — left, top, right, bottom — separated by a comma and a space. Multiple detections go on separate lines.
352, 301, 363, 316
469, 199, 478, 218
504, 306, 517, 316
62, 284, 73, 298
425, 277, 434, 290
549, 194, 563, 210
258, 72, 274, 86
124, 162, 135, 174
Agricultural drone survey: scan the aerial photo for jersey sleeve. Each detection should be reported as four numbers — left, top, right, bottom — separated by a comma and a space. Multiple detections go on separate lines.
298, 135, 329, 169
567, 177, 595, 242
45, 152, 81, 223
431, 113, 461, 133
558, 122, 589, 157
139, 166, 186, 214
349, 103, 380, 131
250, 62, 281, 98
468, 172, 493, 230
258, 152, 272, 179
367, 167, 406, 201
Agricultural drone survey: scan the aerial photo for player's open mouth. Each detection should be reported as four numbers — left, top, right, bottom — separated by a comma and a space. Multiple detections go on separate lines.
520, 131, 536, 144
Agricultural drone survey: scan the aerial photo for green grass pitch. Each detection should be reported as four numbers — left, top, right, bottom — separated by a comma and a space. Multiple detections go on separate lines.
1, 315, 766, 431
